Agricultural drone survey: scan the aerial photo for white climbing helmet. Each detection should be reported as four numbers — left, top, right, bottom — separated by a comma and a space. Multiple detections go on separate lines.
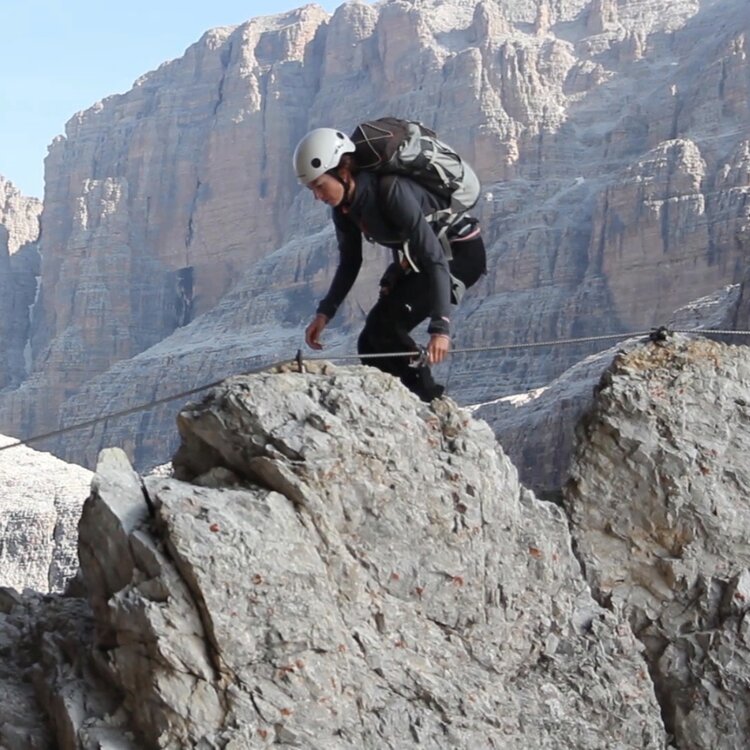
293, 128, 355, 186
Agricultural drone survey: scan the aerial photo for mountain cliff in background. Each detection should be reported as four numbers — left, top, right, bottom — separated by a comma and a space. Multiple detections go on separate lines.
0, 0, 749, 470
0, 176, 41, 254
0, 176, 41, 392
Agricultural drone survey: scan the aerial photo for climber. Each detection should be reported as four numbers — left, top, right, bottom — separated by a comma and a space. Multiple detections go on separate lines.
294, 125, 486, 402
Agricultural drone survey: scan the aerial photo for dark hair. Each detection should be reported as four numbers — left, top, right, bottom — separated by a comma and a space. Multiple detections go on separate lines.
338, 153, 359, 174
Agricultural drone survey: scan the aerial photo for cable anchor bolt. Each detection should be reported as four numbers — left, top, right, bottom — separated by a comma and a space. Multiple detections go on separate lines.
648, 326, 673, 343
408, 346, 430, 369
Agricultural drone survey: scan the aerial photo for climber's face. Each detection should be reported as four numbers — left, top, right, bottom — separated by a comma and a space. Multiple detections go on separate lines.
308, 173, 345, 207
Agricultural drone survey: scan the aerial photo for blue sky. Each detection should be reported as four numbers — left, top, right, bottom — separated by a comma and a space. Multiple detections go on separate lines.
0, 1, 344, 198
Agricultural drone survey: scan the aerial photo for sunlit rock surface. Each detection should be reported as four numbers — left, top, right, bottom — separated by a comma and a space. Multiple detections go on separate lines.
0, 365, 663, 748
0, 433, 91, 592
566, 335, 750, 748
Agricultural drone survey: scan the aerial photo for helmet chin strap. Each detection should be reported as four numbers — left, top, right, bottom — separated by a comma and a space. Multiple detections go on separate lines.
328, 169, 352, 209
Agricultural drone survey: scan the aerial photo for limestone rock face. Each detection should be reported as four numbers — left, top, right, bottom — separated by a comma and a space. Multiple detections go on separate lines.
0, 227, 14, 390
589, 140, 709, 328
0, 366, 664, 748
0, 177, 41, 390
0, 434, 91, 592
566, 335, 750, 749
0, 175, 41, 254
21, 7, 329, 435
478, 284, 742, 496
2, 0, 750, 472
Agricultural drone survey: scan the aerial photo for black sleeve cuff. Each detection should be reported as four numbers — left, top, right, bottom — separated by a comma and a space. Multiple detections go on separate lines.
317, 301, 337, 320
427, 318, 450, 336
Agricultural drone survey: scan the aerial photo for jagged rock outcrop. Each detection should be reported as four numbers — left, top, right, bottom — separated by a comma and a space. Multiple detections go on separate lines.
2, 0, 750, 473
0, 176, 41, 254
565, 335, 750, 749
478, 283, 743, 496
0, 365, 665, 748
0, 434, 91, 592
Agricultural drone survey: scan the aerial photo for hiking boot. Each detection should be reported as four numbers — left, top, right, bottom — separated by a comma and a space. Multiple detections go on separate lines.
403, 365, 445, 402
418, 383, 445, 402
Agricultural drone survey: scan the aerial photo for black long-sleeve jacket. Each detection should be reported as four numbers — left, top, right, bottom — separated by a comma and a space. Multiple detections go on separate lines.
316, 171, 453, 336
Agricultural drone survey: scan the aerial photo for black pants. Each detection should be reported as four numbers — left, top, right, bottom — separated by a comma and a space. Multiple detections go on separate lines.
358, 234, 486, 401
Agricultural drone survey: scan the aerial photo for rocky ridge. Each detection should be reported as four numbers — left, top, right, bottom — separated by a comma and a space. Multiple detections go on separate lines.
477, 280, 743, 496
2, 335, 750, 747
0, 363, 664, 748
1, 0, 750, 470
